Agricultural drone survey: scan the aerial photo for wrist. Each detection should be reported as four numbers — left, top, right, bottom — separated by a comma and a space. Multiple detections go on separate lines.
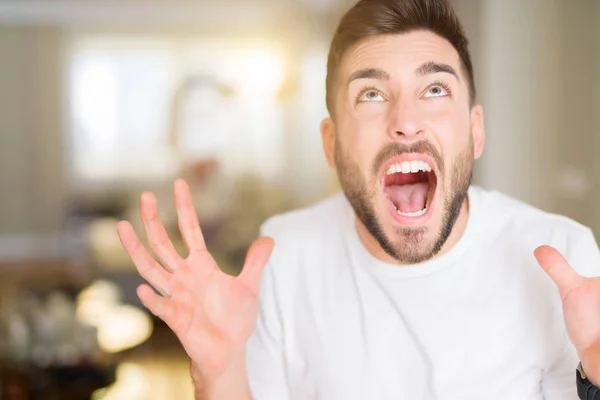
580, 343, 600, 386
190, 360, 214, 398
189, 352, 250, 400
190, 350, 245, 381
579, 361, 600, 387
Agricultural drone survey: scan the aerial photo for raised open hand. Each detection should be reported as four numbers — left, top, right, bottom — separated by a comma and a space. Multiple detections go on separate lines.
117, 179, 274, 379
535, 245, 600, 384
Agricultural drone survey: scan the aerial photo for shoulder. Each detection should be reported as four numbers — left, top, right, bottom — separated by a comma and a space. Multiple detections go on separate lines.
473, 186, 591, 239
472, 186, 598, 274
257, 192, 353, 300
257, 191, 351, 276
260, 191, 350, 248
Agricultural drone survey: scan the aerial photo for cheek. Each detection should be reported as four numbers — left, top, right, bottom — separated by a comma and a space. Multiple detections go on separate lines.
341, 110, 388, 166
345, 102, 389, 135
422, 101, 461, 126
424, 105, 471, 150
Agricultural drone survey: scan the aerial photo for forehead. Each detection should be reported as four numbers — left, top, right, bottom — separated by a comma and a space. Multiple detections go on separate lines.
341, 30, 462, 79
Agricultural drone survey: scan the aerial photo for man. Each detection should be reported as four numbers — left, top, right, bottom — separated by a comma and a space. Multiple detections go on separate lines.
117, 0, 600, 398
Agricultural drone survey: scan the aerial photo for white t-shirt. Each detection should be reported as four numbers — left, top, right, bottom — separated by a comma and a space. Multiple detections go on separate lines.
246, 186, 600, 400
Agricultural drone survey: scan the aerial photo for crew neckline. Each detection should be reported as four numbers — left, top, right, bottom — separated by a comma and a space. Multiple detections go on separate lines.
345, 186, 483, 279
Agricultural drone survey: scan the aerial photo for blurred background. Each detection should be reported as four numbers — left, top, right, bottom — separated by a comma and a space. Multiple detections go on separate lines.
0, 0, 598, 398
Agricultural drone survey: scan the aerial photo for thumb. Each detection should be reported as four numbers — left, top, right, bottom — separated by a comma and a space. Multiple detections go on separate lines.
534, 245, 583, 300
237, 236, 275, 296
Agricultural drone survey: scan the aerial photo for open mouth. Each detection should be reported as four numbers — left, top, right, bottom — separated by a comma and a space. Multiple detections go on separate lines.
382, 158, 438, 220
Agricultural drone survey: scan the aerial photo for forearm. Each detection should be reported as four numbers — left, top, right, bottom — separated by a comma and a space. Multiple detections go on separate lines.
191, 352, 252, 400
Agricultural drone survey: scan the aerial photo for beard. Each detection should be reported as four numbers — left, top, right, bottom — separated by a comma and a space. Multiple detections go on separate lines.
335, 137, 474, 264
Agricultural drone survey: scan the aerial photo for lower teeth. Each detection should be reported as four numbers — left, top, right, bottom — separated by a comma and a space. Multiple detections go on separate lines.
396, 208, 427, 217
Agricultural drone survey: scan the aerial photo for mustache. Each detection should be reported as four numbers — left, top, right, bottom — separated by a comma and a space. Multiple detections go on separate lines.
372, 141, 444, 177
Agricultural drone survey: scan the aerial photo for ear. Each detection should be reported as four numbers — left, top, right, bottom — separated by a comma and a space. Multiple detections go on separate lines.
320, 117, 336, 168
470, 104, 485, 159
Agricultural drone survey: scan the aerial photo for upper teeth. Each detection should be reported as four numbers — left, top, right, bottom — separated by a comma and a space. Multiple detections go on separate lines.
386, 161, 432, 175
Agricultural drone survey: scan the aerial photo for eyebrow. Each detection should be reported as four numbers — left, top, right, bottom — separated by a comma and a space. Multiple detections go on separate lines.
347, 68, 390, 85
347, 61, 460, 86
416, 61, 459, 80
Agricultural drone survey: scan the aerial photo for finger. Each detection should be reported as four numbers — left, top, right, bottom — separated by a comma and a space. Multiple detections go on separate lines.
534, 245, 584, 299
174, 179, 207, 253
137, 284, 176, 328
237, 237, 275, 296
140, 191, 182, 272
117, 221, 172, 297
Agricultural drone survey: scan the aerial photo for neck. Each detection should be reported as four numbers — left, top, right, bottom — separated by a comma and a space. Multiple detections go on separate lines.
355, 195, 471, 265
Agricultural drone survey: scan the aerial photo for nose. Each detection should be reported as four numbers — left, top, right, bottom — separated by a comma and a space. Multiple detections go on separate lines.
388, 99, 424, 140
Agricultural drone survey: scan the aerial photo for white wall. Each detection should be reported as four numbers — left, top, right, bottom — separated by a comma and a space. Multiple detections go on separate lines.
0, 27, 67, 259
456, 0, 600, 231
0, 27, 65, 235
477, 0, 563, 212
591, 0, 600, 235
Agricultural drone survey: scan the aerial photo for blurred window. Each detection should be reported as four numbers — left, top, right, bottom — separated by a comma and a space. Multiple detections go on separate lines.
69, 38, 178, 183
67, 36, 292, 186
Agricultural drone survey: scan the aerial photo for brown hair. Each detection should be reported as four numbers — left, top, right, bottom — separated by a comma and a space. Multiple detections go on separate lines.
326, 0, 475, 116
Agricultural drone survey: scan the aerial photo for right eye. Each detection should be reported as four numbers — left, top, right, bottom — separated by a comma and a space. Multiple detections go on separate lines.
356, 88, 385, 103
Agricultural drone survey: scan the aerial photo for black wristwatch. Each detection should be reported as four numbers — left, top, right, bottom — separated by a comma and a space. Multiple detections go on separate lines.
577, 362, 600, 399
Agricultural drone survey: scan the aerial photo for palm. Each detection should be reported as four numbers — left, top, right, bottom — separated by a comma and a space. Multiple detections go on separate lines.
560, 278, 600, 353
535, 246, 600, 380
166, 253, 261, 374
117, 179, 274, 378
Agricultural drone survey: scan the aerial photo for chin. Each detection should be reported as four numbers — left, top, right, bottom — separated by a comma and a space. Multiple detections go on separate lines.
376, 209, 443, 262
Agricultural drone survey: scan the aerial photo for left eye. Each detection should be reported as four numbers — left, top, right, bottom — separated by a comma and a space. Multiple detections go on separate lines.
424, 85, 448, 98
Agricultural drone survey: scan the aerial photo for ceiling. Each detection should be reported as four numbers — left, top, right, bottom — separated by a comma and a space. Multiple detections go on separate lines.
0, 0, 349, 29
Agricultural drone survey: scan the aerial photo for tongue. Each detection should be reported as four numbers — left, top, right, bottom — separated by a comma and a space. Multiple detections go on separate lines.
387, 183, 429, 213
